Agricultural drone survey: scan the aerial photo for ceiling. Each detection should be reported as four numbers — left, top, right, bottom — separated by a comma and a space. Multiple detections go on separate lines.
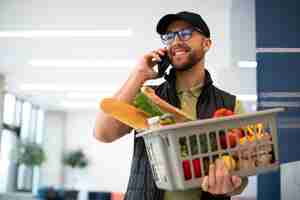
0, 0, 256, 111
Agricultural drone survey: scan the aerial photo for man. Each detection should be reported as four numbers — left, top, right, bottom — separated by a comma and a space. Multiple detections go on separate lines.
94, 11, 248, 200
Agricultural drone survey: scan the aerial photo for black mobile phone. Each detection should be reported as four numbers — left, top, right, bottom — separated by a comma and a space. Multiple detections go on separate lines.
157, 54, 171, 78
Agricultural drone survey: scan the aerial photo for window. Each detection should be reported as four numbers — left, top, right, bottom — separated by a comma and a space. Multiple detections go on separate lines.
3, 94, 16, 125
0, 93, 45, 193
15, 100, 23, 127
35, 109, 45, 144
29, 107, 38, 141
0, 129, 18, 162
20, 102, 32, 140
0, 129, 19, 192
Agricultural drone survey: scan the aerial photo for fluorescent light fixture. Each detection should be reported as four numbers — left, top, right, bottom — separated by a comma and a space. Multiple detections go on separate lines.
67, 92, 112, 99
236, 94, 257, 101
20, 84, 117, 92
60, 101, 98, 108
0, 29, 133, 38
238, 61, 257, 68
29, 59, 136, 67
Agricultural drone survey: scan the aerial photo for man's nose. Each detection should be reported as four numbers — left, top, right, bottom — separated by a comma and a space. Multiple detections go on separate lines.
173, 33, 182, 44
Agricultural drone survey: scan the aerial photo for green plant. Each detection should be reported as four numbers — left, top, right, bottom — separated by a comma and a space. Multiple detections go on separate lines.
18, 142, 46, 166
63, 149, 88, 169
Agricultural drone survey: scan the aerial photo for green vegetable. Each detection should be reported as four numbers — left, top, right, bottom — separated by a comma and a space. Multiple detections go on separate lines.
133, 92, 165, 117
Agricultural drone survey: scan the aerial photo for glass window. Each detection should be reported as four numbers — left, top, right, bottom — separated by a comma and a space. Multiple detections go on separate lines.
3, 93, 16, 125
29, 108, 38, 142
1, 93, 45, 193
0, 130, 19, 192
35, 109, 45, 144
20, 102, 32, 140
15, 100, 23, 127
0, 129, 19, 162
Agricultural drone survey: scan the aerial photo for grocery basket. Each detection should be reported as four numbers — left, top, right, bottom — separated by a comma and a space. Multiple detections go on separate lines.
136, 108, 284, 191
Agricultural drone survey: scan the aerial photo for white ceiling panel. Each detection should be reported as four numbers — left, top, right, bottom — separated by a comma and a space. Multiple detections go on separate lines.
0, 0, 256, 111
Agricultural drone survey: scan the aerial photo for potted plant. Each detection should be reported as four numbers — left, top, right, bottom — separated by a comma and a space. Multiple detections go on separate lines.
17, 142, 46, 166
63, 149, 89, 199
63, 149, 88, 169
17, 141, 46, 192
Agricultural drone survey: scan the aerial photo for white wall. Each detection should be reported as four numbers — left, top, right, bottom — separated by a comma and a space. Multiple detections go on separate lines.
39, 111, 66, 188
207, 0, 256, 95
63, 111, 133, 192
281, 161, 300, 200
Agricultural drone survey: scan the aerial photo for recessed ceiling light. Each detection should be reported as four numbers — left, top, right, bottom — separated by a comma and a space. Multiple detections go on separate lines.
19, 84, 117, 92
236, 94, 257, 101
238, 61, 257, 68
0, 29, 133, 38
60, 101, 98, 108
29, 59, 136, 67
66, 92, 112, 99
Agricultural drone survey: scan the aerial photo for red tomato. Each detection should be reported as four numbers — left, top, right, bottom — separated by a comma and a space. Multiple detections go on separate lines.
220, 128, 244, 148
213, 108, 234, 118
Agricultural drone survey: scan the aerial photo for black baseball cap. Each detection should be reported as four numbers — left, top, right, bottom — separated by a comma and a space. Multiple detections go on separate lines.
156, 11, 210, 38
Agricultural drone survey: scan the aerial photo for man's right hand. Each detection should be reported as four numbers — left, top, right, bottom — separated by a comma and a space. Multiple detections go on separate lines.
94, 47, 168, 143
133, 47, 168, 82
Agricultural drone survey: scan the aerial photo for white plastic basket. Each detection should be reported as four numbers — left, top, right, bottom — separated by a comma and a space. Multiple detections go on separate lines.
136, 108, 284, 191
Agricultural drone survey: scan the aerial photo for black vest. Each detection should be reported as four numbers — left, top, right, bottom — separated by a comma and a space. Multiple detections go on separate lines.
124, 69, 235, 200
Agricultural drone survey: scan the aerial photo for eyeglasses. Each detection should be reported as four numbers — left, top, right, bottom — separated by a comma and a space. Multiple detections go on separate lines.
160, 27, 203, 45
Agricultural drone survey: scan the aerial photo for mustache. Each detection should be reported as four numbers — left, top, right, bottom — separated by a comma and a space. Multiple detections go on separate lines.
170, 44, 191, 54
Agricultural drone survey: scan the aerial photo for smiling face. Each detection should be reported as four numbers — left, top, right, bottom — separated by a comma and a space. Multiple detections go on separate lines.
165, 20, 211, 71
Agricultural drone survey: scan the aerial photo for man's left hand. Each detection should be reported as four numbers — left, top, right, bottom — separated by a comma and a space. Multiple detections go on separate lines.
201, 158, 242, 195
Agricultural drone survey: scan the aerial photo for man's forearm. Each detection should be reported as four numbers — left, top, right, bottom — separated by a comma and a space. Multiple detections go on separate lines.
94, 70, 147, 143
114, 70, 147, 103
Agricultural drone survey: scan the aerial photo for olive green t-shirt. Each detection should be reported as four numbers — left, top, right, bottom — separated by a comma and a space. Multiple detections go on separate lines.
164, 84, 245, 200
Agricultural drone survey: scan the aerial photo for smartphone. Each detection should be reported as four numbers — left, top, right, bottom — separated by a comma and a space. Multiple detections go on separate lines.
157, 54, 171, 78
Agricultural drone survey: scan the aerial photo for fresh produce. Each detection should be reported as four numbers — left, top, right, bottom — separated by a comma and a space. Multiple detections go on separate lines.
213, 109, 270, 148
237, 123, 274, 169
100, 98, 150, 129
256, 154, 272, 167
179, 137, 189, 158
159, 113, 176, 125
213, 108, 234, 118
141, 86, 193, 122
133, 92, 165, 117
237, 158, 256, 170
220, 128, 244, 148
222, 155, 236, 171
213, 108, 244, 148
239, 131, 272, 145
199, 134, 208, 153
101, 87, 191, 129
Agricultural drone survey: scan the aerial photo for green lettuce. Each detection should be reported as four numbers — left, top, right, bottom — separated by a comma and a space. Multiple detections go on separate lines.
133, 92, 165, 117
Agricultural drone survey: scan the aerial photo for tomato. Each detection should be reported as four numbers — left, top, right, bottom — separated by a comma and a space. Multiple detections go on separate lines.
213, 108, 245, 148
220, 128, 244, 148
213, 108, 234, 118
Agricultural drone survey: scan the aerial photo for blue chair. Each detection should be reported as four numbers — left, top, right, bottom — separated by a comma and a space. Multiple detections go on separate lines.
36, 187, 59, 200
63, 190, 79, 200
88, 191, 111, 200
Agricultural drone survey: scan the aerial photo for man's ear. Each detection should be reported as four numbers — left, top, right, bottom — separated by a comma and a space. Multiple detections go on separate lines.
203, 38, 212, 52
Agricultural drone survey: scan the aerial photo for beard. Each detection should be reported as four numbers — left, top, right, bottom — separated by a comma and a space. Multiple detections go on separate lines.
172, 52, 199, 71
170, 44, 205, 72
